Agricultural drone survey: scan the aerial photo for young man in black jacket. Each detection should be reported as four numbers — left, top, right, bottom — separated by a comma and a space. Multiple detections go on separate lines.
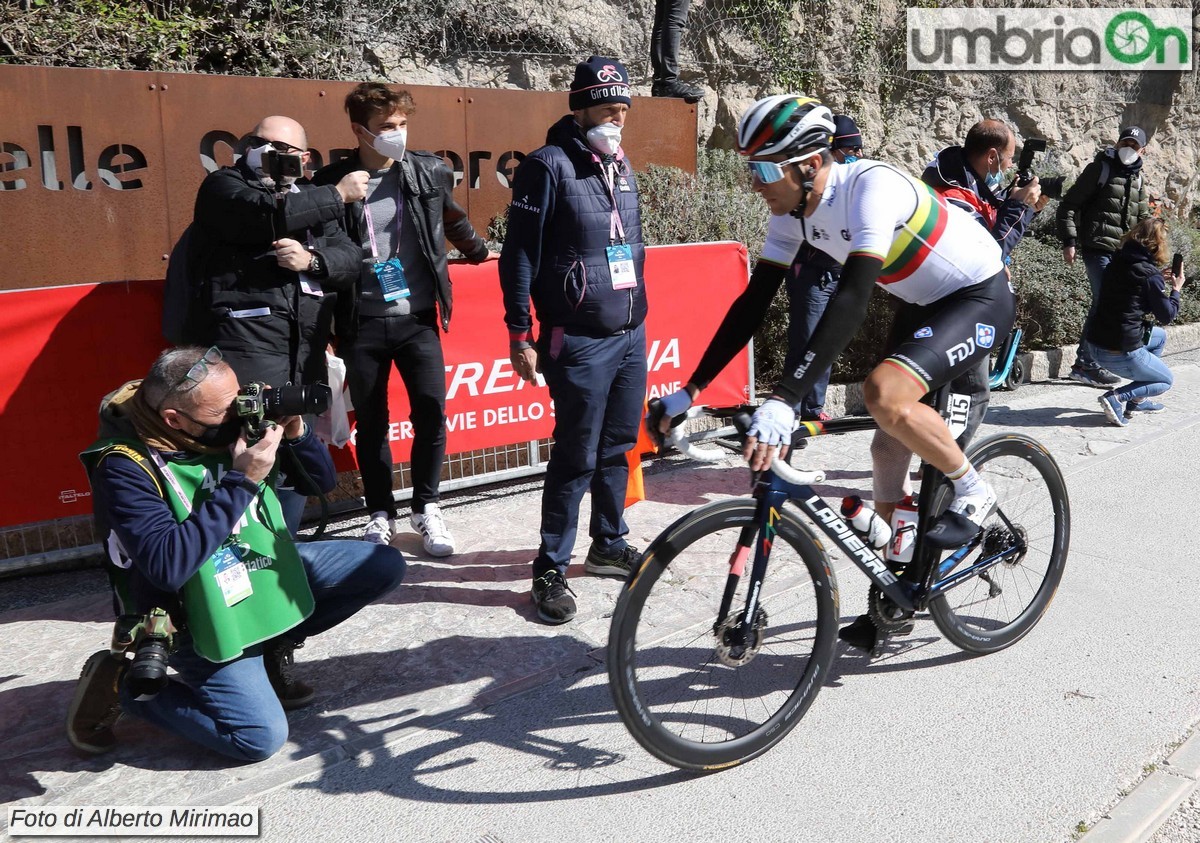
314, 84, 493, 556
500, 57, 649, 624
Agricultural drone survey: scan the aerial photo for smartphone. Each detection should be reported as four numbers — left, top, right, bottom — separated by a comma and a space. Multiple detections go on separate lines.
1172, 252, 1183, 276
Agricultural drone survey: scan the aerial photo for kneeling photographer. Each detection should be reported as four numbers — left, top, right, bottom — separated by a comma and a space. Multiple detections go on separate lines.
68, 346, 405, 761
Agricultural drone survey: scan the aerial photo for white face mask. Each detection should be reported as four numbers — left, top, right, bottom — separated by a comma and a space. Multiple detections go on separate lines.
243, 143, 300, 187
1118, 146, 1140, 166
586, 123, 622, 156
365, 127, 407, 161
243, 143, 270, 174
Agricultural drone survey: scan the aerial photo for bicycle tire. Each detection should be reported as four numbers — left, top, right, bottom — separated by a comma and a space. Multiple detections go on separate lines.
927, 434, 1070, 654
607, 498, 839, 770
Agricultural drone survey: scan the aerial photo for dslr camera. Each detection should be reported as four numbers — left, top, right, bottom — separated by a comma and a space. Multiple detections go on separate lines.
235, 382, 332, 439
1016, 138, 1066, 200
112, 607, 173, 701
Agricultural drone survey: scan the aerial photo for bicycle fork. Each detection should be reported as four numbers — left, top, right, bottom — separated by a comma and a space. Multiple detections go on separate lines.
712, 487, 788, 661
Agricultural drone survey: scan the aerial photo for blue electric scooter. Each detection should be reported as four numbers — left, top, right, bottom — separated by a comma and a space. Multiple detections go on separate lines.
988, 326, 1024, 390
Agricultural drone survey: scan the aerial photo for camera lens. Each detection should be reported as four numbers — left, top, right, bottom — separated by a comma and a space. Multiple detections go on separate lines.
127, 638, 170, 700
262, 384, 332, 419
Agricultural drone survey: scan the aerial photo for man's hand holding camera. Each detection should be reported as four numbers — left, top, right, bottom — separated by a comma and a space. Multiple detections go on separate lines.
231, 422, 285, 484
1010, 176, 1047, 211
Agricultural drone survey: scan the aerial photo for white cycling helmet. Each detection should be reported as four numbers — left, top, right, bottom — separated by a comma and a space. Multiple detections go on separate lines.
737, 95, 835, 158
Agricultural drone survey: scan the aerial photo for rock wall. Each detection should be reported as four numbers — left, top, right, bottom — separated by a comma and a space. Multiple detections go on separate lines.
355, 0, 1200, 217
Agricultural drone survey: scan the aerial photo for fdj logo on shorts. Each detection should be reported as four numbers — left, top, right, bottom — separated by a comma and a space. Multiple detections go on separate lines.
907, 8, 1191, 71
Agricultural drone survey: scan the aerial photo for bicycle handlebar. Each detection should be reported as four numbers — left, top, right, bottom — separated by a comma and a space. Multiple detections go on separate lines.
661, 408, 826, 485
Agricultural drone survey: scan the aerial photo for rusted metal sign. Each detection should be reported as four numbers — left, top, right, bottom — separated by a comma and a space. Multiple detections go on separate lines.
0, 65, 697, 291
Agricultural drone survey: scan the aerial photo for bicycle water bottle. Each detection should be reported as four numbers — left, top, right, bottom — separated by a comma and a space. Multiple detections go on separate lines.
840, 495, 891, 552
886, 495, 919, 565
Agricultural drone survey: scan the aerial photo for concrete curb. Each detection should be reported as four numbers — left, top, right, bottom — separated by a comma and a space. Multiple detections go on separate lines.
820, 322, 1200, 417
1080, 728, 1200, 843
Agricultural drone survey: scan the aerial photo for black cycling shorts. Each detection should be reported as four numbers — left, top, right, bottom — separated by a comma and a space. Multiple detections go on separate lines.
882, 269, 1016, 395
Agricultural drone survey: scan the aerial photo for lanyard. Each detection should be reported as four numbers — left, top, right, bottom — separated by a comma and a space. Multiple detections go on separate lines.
362, 172, 405, 260
150, 450, 194, 516
598, 158, 626, 245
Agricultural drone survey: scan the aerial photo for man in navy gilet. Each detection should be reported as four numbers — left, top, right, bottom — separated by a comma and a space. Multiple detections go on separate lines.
500, 56, 649, 624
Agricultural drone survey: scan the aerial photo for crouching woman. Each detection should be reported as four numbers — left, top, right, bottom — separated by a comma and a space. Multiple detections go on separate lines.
1086, 218, 1184, 426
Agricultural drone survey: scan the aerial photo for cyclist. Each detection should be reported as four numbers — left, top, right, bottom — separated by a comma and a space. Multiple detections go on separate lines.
652, 96, 1015, 648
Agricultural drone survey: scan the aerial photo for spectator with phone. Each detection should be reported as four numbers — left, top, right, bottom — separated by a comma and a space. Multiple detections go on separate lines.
1085, 218, 1183, 426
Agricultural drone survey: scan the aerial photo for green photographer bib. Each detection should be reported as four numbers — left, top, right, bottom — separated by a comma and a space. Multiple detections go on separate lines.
82, 439, 314, 663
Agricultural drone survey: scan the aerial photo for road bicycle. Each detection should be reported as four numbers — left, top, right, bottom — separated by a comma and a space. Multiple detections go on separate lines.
607, 390, 1070, 771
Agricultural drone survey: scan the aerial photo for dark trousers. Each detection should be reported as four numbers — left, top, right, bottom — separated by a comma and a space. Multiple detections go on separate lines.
650, 0, 691, 84
783, 263, 839, 419
535, 323, 648, 577
1075, 250, 1113, 369
342, 311, 446, 518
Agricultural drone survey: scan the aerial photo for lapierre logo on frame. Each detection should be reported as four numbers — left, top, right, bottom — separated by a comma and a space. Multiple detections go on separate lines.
907, 7, 1191, 71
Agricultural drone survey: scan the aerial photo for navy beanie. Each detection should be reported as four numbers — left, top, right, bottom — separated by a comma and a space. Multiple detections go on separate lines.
569, 56, 632, 111
832, 114, 863, 150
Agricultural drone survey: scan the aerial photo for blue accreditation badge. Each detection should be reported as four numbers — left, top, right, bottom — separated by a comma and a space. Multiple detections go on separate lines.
606, 244, 637, 290
374, 257, 411, 301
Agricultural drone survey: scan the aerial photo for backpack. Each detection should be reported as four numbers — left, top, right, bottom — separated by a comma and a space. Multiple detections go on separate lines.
161, 223, 210, 345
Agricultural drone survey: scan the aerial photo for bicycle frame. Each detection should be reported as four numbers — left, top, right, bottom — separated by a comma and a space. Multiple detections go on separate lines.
716, 412, 1030, 648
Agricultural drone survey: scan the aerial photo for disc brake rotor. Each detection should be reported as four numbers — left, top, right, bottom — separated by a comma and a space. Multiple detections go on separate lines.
714, 606, 768, 667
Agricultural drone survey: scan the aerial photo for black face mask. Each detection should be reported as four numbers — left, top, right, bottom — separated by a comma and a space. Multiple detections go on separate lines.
179, 410, 242, 448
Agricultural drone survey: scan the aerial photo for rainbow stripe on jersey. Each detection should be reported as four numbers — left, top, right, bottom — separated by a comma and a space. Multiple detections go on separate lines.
876, 181, 949, 284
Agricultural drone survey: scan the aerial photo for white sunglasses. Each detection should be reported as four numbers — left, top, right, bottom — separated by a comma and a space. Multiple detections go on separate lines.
747, 155, 808, 184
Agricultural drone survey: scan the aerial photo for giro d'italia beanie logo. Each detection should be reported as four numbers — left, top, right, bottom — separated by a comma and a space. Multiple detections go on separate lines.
906, 7, 1191, 71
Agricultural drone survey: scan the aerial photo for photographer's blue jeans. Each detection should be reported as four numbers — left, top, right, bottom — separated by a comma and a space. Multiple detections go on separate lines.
119, 540, 404, 762
1075, 251, 1112, 369
1089, 327, 1173, 402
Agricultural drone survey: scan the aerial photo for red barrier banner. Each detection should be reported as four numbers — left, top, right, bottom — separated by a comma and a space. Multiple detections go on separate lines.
0, 243, 749, 529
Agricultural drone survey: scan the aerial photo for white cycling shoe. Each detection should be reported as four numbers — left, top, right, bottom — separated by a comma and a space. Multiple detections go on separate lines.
926, 481, 998, 550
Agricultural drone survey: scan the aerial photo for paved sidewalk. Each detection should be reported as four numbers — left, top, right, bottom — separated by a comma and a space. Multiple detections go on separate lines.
2, 342, 1199, 843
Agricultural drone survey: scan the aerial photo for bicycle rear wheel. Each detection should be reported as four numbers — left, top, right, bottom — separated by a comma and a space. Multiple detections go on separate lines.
927, 433, 1070, 654
607, 498, 839, 770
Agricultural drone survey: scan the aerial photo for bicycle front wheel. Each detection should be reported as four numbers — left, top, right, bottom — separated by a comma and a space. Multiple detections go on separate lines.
927, 433, 1070, 654
607, 498, 839, 771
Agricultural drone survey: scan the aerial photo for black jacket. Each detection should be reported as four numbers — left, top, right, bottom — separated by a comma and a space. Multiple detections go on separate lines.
1087, 240, 1180, 352
1057, 148, 1151, 254
192, 161, 359, 387
499, 115, 647, 339
921, 145, 1035, 261
313, 150, 488, 337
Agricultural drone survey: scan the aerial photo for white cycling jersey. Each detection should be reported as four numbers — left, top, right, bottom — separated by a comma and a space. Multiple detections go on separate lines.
760, 159, 1004, 306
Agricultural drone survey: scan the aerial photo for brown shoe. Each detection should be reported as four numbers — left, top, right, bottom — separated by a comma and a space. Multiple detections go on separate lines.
66, 651, 125, 754
263, 638, 315, 710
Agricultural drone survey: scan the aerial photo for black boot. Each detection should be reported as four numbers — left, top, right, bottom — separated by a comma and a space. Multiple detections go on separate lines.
263, 637, 315, 710
652, 80, 704, 102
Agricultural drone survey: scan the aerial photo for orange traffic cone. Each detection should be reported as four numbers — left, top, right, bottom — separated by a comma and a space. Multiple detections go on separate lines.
625, 401, 659, 508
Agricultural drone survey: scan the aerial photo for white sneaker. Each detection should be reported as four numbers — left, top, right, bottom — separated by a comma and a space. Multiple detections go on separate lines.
411, 503, 455, 557
362, 512, 395, 545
